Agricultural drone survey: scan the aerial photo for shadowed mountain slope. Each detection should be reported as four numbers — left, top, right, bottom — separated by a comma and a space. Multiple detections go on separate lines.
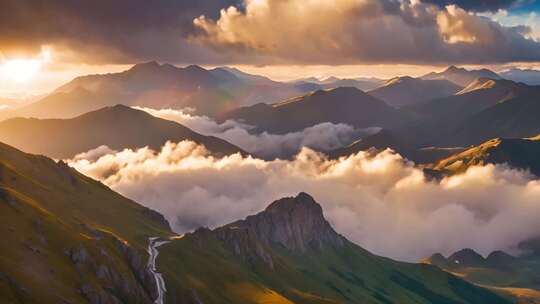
0, 105, 246, 159
328, 129, 465, 164
450, 92, 540, 145
368, 76, 462, 108
401, 78, 540, 147
408, 78, 533, 125
221, 87, 409, 134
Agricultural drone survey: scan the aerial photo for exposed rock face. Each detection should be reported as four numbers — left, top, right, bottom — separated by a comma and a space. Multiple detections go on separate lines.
213, 192, 344, 267
64, 238, 156, 304
425, 249, 519, 271
112, 237, 158, 302
141, 208, 171, 231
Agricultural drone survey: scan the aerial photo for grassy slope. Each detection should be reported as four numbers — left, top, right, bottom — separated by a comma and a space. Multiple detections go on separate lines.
0, 142, 172, 303
424, 252, 540, 303
433, 135, 540, 176
159, 230, 509, 304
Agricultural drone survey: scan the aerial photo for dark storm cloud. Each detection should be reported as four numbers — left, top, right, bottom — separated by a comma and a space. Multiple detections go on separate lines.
0, 0, 241, 64
1, 0, 540, 65
422, 0, 526, 12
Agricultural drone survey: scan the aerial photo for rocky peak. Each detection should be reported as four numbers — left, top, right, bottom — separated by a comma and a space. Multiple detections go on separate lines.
248, 192, 343, 251
444, 65, 463, 73
421, 253, 449, 268
448, 248, 485, 267
129, 61, 161, 73
213, 193, 344, 268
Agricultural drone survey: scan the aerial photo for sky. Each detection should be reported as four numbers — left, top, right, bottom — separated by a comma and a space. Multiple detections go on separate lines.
1, 0, 539, 97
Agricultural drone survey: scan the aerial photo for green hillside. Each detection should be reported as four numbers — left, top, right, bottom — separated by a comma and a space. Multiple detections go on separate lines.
157, 193, 510, 304
0, 141, 172, 303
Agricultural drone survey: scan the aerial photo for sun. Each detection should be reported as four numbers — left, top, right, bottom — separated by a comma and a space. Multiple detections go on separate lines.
1, 59, 42, 82
0, 48, 51, 83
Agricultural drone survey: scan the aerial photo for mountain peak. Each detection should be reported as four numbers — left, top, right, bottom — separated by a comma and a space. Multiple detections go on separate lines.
444, 65, 463, 73
213, 193, 343, 266
314, 86, 364, 96
457, 77, 527, 95
80, 104, 142, 117
184, 64, 206, 72
421, 253, 449, 268
448, 248, 485, 267
384, 76, 415, 86
129, 61, 161, 72
264, 192, 323, 219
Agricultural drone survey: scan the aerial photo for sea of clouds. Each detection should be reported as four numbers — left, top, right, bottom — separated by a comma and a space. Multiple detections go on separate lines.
68, 140, 540, 261
133, 106, 378, 159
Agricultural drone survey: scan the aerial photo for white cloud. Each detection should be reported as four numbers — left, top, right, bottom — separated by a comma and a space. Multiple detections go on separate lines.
482, 9, 540, 40
191, 0, 540, 64
68, 140, 540, 261
134, 106, 376, 159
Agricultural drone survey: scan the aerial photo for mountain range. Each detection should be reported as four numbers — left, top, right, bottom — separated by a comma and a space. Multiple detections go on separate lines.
157, 192, 509, 304
0, 105, 246, 159
0, 62, 319, 120
220, 87, 409, 134
2, 63, 540, 170
423, 246, 540, 303
500, 68, 540, 85
399, 77, 540, 148
421, 65, 501, 87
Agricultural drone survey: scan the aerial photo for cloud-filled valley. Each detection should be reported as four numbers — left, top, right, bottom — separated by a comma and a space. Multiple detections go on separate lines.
68, 140, 540, 261
135, 106, 377, 159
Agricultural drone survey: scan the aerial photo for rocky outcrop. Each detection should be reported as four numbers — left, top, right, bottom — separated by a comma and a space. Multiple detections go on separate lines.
212, 192, 344, 268
425, 248, 519, 271
112, 237, 158, 302
141, 207, 171, 231
63, 236, 157, 304
448, 248, 486, 267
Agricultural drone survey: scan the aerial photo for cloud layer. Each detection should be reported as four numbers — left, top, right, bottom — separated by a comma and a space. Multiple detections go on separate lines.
135, 107, 375, 159
1, 0, 539, 65
193, 0, 540, 64
69, 141, 540, 261
0, 0, 239, 64
423, 0, 524, 12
